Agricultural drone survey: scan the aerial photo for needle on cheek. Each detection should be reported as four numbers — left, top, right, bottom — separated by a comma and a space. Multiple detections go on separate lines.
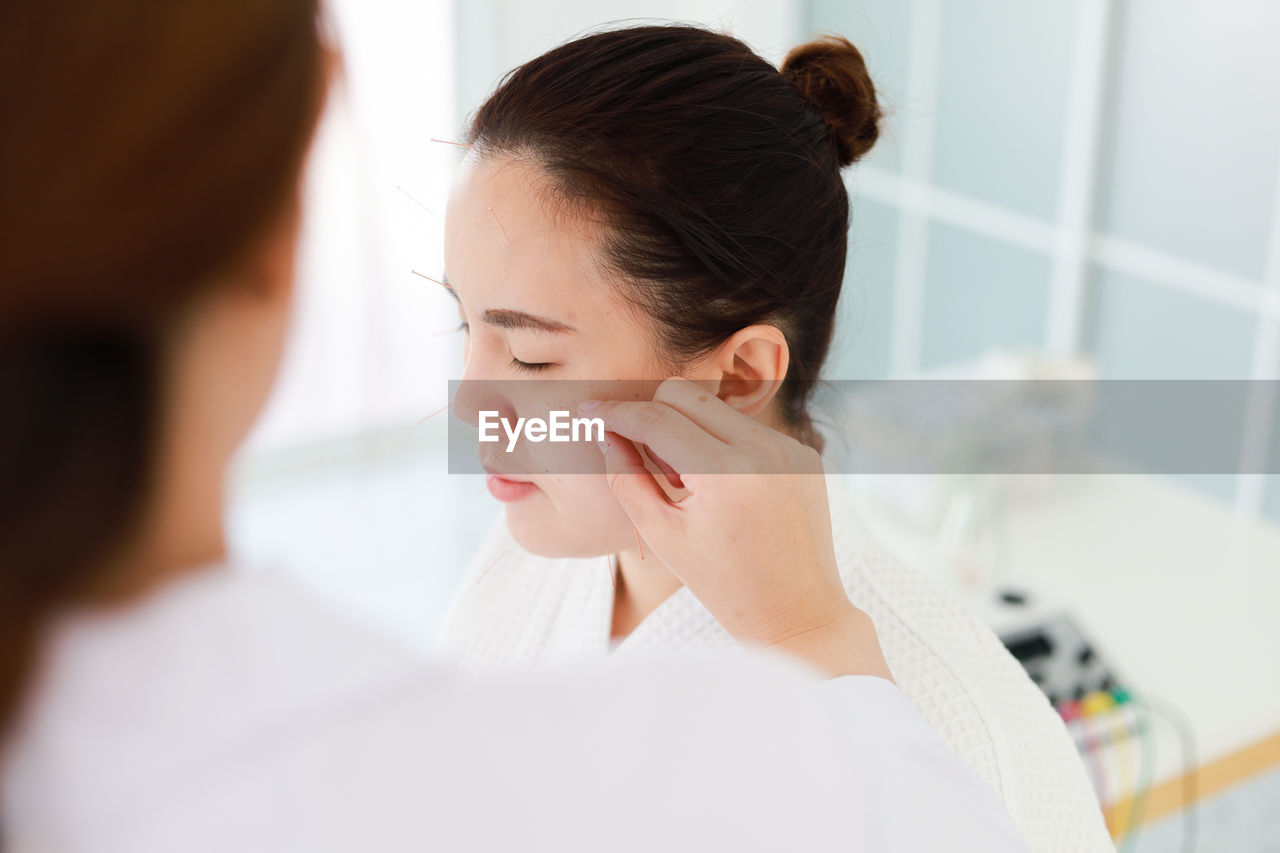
417, 402, 451, 424
634, 526, 645, 561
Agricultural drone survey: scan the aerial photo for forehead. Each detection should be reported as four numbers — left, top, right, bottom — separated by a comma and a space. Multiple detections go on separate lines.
444, 155, 609, 317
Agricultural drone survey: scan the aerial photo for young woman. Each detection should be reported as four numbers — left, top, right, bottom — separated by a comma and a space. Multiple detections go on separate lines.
436, 26, 1113, 853
0, 2, 1032, 850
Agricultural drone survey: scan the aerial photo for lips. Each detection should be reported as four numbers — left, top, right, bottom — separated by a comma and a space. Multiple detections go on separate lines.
482, 464, 540, 503
486, 473, 540, 503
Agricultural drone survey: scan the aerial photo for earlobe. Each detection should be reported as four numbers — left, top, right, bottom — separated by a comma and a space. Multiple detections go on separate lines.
712, 325, 790, 417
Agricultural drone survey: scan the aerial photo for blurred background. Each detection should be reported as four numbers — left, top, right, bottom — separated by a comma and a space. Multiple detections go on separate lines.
227, 1, 1280, 850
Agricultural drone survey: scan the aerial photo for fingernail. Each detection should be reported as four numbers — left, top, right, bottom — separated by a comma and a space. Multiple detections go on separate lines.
578, 400, 602, 412
597, 437, 610, 454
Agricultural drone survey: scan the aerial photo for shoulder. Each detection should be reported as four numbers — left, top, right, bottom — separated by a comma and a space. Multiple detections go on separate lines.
3, 565, 430, 849
826, 478, 1011, 665
826, 480, 1113, 850
88, 655, 1030, 853
47, 651, 868, 852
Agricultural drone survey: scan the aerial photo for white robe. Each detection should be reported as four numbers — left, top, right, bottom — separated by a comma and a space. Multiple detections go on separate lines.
437, 479, 1115, 853
1, 563, 1029, 852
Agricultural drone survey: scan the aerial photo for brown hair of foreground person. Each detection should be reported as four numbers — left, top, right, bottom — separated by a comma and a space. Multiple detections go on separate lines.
0, 0, 326, 741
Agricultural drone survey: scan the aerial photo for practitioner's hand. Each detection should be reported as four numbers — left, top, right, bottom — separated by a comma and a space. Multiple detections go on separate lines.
579, 378, 892, 681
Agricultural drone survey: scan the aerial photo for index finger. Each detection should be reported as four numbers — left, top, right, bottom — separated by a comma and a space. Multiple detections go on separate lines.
578, 398, 726, 474
651, 377, 779, 445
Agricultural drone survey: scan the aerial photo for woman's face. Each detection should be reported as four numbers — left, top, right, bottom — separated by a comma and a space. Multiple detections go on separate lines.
444, 154, 688, 558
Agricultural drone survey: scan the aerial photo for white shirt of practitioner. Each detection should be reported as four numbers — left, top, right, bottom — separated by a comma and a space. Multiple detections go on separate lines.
1, 565, 1029, 852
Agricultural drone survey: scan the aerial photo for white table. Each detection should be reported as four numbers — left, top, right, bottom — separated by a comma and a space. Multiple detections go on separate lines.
847, 473, 1280, 826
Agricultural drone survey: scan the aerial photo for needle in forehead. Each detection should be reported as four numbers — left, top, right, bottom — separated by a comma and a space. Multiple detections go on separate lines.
488, 206, 510, 243
396, 185, 434, 215
411, 269, 451, 290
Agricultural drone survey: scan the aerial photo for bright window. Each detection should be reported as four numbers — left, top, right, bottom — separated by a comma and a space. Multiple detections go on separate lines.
246, 0, 461, 453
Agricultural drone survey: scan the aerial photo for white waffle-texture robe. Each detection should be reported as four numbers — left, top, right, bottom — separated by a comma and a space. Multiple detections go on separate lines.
437, 478, 1115, 853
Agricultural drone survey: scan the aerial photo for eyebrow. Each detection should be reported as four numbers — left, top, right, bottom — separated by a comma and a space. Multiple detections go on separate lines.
480, 309, 575, 334
442, 274, 575, 334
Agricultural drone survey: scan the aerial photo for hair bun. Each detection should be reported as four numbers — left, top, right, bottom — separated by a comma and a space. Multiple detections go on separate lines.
780, 35, 881, 167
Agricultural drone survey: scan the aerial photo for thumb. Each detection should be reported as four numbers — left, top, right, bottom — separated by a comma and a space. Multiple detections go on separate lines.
600, 431, 676, 533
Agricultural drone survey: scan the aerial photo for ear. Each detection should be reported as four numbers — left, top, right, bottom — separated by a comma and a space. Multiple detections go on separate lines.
703, 324, 790, 417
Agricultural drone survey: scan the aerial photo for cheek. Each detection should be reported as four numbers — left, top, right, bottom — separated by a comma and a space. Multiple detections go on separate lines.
503, 474, 639, 558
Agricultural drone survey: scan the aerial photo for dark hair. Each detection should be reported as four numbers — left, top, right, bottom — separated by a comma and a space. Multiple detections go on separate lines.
469, 26, 881, 444
0, 0, 325, 742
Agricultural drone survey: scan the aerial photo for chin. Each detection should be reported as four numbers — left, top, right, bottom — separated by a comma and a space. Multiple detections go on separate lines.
500, 475, 637, 559
504, 495, 639, 560
503, 504, 600, 559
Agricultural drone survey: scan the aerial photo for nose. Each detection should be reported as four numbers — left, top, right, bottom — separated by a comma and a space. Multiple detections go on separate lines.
453, 335, 532, 428
451, 376, 516, 430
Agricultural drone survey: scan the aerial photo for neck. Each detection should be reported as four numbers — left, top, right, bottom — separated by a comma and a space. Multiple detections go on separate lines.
89, 450, 229, 605
610, 546, 684, 639
84, 377, 234, 605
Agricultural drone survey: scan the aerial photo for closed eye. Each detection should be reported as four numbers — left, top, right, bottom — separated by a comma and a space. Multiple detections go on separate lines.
510, 357, 553, 374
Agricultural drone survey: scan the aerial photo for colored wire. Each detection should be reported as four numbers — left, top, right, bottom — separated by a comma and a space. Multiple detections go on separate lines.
1077, 713, 1111, 816
1107, 705, 1137, 843
1117, 701, 1157, 851
1135, 693, 1199, 853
